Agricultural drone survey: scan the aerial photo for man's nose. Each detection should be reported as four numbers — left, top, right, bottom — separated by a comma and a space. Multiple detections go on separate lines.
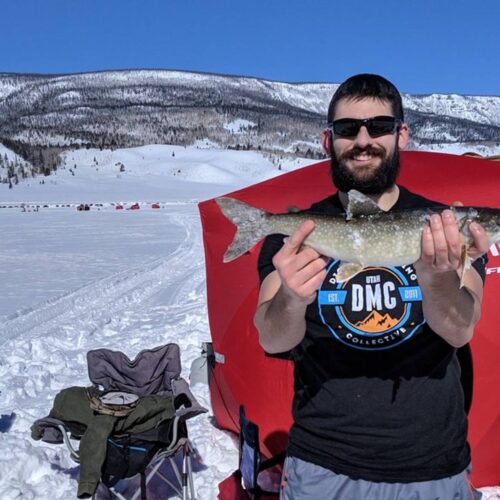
353, 126, 372, 148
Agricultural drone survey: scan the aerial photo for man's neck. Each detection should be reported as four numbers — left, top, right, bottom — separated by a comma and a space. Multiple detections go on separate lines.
339, 184, 400, 211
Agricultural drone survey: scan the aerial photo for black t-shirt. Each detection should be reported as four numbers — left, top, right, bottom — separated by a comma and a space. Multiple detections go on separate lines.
257, 186, 487, 483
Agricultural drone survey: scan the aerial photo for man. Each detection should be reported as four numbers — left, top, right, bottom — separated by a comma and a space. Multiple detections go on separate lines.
254, 74, 490, 499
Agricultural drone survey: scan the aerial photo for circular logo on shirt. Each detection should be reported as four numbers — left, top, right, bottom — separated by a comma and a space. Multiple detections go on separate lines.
317, 262, 425, 350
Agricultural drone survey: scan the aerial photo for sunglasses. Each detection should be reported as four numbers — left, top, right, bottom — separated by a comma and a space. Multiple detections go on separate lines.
328, 116, 402, 138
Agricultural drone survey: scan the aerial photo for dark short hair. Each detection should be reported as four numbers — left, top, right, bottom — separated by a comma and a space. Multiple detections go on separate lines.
327, 74, 404, 122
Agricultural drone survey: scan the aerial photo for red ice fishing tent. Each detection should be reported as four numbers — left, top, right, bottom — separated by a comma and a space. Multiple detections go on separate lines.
198, 150, 500, 488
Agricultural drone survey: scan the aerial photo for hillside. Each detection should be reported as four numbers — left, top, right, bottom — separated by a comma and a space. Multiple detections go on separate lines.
1, 70, 499, 184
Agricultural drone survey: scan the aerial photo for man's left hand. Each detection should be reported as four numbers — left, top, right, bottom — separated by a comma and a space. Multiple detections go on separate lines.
415, 208, 490, 275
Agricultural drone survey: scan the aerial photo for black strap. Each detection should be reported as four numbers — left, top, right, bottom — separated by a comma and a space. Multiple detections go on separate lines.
140, 470, 147, 500
259, 450, 286, 471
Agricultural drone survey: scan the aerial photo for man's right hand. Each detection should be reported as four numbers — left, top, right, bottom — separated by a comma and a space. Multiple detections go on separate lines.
254, 220, 329, 353
272, 220, 329, 306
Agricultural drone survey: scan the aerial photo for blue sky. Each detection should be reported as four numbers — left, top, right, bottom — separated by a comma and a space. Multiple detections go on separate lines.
3, 0, 499, 96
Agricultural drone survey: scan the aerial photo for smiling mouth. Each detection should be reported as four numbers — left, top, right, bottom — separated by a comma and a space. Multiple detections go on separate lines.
352, 153, 375, 161
344, 147, 385, 163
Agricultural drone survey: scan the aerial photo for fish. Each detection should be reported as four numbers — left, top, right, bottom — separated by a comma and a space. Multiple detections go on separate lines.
215, 190, 500, 282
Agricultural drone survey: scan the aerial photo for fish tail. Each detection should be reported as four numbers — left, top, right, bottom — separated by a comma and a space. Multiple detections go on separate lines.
215, 197, 269, 262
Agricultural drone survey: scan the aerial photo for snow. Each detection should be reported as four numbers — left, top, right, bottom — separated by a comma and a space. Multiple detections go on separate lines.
0, 144, 498, 499
0, 145, 311, 206
417, 142, 500, 156
0, 144, 24, 162
223, 119, 256, 133
0, 145, 315, 499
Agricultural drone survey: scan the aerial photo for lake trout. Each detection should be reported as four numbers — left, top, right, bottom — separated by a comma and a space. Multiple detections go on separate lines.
216, 190, 500, 282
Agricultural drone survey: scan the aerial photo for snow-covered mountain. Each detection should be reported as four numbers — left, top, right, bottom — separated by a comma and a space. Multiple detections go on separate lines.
0, 69, 499, 184
404, 93, 500, 126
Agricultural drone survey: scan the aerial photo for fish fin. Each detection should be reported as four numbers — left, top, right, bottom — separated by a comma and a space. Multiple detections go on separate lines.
458, 244, 472, 289
215, 197, 269, 262
346, 190, 383, 220
335, 262, 364, 283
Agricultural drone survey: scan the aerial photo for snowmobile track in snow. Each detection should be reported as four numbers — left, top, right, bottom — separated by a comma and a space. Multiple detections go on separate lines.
0, 210, 203, 347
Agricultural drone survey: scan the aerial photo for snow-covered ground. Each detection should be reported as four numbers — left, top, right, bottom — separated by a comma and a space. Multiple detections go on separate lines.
0, 145, 498, 499
0, 145, 313, 499
417, 142, 500, 156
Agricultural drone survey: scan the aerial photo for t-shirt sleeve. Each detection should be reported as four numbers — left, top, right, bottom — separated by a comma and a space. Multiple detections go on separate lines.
472, 253, 488, 283
258, 233, 286, 283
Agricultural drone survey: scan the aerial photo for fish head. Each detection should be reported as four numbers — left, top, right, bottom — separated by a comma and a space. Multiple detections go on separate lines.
474, 208, 500, 244
455, 207, 500, 244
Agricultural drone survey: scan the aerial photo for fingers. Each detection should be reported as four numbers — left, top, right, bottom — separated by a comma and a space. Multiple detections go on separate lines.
281, 220, 316, 257
440, 210, 462, 268
468, 222, 491, 259
273, 219, 329, 303
420, 209, 492, 275
281, 254, 329, 300
420, 210, 462, 271
450, 202, 490, 258
419, 225, 434, 264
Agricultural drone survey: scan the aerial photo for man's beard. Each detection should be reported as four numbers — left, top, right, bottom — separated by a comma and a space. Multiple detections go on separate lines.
330, 144, 400, 195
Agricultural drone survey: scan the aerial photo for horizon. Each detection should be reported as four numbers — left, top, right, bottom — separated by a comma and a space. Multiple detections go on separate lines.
1, 67, 498, 98
2, 0, 499, 96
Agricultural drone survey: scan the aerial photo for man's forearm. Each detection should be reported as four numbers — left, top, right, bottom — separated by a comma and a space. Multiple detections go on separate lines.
254, 287, 309, 354
418, 270, 482, 347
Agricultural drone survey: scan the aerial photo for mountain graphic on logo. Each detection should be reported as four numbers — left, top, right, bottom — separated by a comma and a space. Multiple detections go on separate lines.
355, 311, 399, 332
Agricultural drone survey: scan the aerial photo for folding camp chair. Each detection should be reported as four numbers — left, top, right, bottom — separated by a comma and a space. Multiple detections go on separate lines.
236, 406, 285, 499
31, 343, 207, 500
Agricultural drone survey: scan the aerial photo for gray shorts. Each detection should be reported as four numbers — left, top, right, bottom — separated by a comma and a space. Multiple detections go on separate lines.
280, 456, 482, 500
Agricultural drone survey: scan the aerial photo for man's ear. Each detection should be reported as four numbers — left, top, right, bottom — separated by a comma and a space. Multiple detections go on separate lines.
321, 129, 332, 154
398, 122, 410, 149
